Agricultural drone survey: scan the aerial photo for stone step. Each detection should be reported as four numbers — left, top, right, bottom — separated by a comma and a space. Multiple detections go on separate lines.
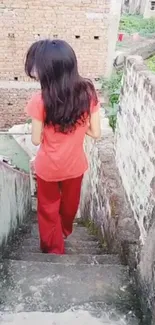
21, 237, 101, 248
4, 252, 121, 265
29, 223, 98, 242
0, 259, 130, 313
9, 244, 104, 256
0, 307, 139, 325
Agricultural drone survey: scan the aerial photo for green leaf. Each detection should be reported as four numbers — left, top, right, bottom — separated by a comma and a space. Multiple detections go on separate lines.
26, 118, 32, 124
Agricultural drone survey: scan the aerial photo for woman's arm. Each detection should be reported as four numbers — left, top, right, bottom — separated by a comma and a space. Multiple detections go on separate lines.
86, 110, 101, 139
31, 118, 43, 146
25, 93, 44, 146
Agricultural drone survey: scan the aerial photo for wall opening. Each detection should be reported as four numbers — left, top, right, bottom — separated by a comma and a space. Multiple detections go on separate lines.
151, 1, 155, 10
8, 33, 15, 39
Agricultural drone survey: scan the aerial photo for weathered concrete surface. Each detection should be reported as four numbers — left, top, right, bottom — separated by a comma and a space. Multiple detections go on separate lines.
0, 135, 30, 173
0, 309, 137, 325
9, 123, 39, 159
79, 112, 139, 255
4, 222, 120, 265
0, 221, 139, 323
115, 38, 155, 70
0, 154, 139, 324
0, 161, 31, 249
7, 251, 121, 265
115, 55, 155, 323
0, 259, 130, 313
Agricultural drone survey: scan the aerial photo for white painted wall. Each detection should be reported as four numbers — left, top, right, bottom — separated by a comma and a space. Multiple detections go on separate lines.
0, 161, 31, 247
106, 0, 122, 78
140, 0, 155, 18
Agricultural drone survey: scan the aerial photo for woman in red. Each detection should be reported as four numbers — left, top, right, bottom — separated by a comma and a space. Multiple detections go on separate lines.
25, 39, 100, 255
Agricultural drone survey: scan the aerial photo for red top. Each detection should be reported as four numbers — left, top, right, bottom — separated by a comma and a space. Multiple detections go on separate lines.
26, 92, 99, 181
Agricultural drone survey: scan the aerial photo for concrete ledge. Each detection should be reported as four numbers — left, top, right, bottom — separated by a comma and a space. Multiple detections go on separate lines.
115, 39, 155, 70
0, 81, 40, 89
0, 161, 31, 251
0, 79, 102, 91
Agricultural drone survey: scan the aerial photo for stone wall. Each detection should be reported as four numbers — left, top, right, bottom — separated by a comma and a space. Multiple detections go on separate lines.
115, 55, 155, 323
0, 161, 31, 250
79, 112, 139, 254
79, 57, 155, 321
0, 0, 121, 128
0, 0, 121, 81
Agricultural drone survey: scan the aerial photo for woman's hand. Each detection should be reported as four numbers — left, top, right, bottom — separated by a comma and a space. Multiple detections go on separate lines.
86, 110, 101, 139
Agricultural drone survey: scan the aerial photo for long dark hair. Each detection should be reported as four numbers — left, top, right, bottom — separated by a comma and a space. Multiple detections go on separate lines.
25, 39, 98, 133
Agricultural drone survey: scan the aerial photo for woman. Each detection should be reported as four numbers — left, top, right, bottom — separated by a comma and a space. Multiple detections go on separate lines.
25, 39, 101, 254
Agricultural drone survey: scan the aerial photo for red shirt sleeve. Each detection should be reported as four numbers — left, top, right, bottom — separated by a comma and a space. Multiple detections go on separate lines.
25, 92, 45, 122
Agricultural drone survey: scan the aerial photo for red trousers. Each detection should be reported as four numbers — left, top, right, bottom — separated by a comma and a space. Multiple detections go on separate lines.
37, 175, 83, 254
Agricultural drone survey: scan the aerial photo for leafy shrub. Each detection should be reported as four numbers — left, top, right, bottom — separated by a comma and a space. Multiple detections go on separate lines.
120, 14, 155, 37
26, 118, 32, 124
146, 55, 155, 72
106, 103, 119, 133
102, 71, 123, 132
102, 71, 123, 95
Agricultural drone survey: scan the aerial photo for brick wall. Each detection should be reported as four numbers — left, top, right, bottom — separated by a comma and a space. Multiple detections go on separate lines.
0, 0, 121, 81
0, 0, 121, 128
115, 56, 155, 321
0, 81, 40, 128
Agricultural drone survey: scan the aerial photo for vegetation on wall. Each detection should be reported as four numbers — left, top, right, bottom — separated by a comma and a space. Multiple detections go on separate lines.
104, 14, 155, 131
26, 118, 32, 124
120, 15, 155, 37
146, 55, 155, 72
101, 71, 123, 132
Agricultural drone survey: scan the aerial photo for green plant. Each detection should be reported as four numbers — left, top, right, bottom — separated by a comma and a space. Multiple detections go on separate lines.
109, 90, 120, 106
26, 118, 32, 124
102, 71, 123, 95
78, 218, 107, 249
102, 71, 122, 132
120, 14, 155, 37
106, 103, 119, 133
146, 55, 155, 72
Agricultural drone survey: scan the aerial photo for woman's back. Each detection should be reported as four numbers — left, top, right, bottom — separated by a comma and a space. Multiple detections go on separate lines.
26, 91, 99, 181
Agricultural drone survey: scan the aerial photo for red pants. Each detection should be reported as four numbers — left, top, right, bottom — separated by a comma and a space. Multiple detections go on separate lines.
37, 175, 83, 254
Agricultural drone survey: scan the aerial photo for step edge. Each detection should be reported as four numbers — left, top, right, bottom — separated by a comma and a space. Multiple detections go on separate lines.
7, 253, 119, 257
1, 259, 126, 268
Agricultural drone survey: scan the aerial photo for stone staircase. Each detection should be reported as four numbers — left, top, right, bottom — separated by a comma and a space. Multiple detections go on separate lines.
0, 213, 139, 324
0, 80, 140, 323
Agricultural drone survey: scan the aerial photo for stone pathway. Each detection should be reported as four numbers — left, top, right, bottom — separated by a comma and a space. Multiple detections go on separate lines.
0, 214, 140, 324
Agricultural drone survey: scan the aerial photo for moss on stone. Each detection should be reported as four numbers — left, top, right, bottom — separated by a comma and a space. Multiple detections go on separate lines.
77, 218, 107, 249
